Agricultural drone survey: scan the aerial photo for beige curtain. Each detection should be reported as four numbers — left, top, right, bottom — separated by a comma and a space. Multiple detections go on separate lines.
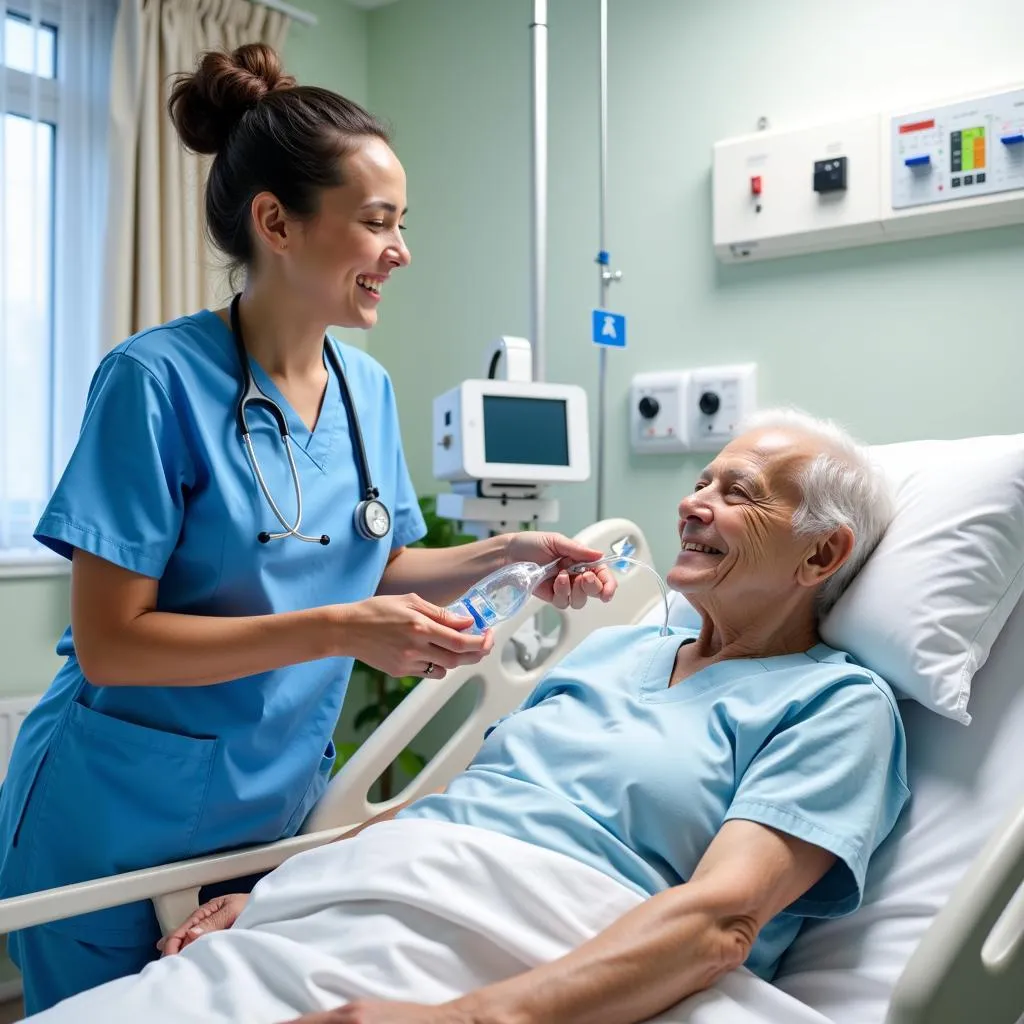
102, 0, 290, 347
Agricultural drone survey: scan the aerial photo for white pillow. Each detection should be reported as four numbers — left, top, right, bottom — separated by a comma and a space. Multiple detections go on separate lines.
642, 435, 1024, 724
820, 434, 1024, 724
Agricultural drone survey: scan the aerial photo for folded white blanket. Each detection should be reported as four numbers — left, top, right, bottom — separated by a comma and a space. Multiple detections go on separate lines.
29, 819, 834, 1023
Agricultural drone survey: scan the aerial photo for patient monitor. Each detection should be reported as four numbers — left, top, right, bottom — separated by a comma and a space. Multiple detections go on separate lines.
432, 336, 590, 537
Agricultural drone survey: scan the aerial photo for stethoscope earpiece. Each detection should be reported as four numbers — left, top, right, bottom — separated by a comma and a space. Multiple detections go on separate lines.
258, 532, 271, 544
320, 535, 330, 546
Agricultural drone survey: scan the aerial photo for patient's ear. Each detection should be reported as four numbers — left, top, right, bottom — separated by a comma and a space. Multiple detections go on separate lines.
797, 526, 855, 588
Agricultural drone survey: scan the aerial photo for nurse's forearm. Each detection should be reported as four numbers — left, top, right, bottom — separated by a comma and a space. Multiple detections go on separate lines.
376, 537, 509, 605
75, 605, 338, 688
72, 548, 340, 688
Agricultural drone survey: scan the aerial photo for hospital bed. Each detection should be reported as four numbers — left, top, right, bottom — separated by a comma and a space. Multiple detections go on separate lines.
2, 438, 1024, 1023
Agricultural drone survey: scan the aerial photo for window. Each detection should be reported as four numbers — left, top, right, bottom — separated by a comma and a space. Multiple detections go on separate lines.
0, 1, 114, 573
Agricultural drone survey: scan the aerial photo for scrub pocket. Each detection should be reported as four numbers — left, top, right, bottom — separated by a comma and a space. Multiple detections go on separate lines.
0, 744, 51, 896
20, 699, 217, 943
283, 740, 337, 835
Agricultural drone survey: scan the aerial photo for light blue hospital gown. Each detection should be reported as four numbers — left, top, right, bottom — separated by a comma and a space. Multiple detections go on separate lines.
402, 623, 910, 979
0, 310, 425, 1010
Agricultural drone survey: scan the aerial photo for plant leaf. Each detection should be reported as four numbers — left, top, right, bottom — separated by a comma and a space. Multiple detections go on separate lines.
383, 688, 406, 713
352, 662, 385, 684
354, 705, 384, 732
396, 748, 426, 777
331, 741, 360, 777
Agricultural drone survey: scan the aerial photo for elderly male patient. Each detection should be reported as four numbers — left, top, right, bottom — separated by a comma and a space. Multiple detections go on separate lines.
29, 410, 909, 1024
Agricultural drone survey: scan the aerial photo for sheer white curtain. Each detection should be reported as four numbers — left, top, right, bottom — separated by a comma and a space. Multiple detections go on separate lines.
0, 0, 115, 562
103, 0, 291, 348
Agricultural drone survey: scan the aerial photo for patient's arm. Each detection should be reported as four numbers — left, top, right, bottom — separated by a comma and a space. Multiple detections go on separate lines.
450, 818, 835, 1024
278, 820, 835, 1024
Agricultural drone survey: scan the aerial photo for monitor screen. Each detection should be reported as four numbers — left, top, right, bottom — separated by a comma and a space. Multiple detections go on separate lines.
482, 395, 570, 466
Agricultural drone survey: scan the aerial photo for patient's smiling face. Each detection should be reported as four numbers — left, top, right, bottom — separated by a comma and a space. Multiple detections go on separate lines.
667, 428, 825, 611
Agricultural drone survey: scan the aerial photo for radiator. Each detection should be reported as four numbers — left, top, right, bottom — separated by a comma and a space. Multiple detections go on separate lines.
0, 696, 38, 785
0, 696, 37, 1007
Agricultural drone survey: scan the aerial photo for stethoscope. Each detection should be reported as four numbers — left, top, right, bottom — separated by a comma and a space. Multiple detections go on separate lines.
230, 294, 392, 545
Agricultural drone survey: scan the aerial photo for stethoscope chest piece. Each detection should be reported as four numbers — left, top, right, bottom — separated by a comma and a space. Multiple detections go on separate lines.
355, 497, 392, 540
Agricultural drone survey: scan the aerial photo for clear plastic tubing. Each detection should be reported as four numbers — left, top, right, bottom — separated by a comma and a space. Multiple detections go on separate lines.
564, 555, 671, 636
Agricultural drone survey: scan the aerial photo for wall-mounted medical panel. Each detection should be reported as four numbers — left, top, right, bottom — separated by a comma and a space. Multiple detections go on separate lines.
883, 87, 1024, 243
712, 116, 884, 262
713, 84, 1024, 262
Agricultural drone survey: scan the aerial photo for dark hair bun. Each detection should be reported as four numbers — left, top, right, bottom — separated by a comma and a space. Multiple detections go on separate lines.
168, 43, 295, 155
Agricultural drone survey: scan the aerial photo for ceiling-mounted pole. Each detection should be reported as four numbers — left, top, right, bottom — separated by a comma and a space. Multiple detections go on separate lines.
595, 0, 623, 523
596, 0, 610, 521
597, 0, 608, 269
529, 0, 547, 382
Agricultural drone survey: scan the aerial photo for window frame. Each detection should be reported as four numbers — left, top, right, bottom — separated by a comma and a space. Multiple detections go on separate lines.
1, 0, 86, 577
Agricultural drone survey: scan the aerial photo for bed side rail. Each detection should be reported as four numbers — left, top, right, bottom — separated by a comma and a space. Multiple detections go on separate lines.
0, 518, 658, 936
887, 798, 1024, 1024
0, 827, 352, 935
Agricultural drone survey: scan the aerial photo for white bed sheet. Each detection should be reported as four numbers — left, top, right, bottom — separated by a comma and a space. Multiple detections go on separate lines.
28, 819, 833, 1024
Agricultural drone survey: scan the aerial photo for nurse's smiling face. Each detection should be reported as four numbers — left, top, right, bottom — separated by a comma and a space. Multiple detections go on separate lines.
268, 136, 411, 330
667, 428, 845, 618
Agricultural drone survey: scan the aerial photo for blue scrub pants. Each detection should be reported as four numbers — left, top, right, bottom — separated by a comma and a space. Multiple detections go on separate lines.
8, 872, 269, 1015
9, 924, 159, 1016
7, 871, 272, 1015
0, 687, 330, 1014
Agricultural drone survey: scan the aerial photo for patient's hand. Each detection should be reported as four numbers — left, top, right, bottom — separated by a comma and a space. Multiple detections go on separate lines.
505, 532, 617, 610
157, 893, 249, 956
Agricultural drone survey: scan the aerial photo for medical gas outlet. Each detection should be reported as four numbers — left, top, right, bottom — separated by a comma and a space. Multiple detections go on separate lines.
630, 365, 757, 454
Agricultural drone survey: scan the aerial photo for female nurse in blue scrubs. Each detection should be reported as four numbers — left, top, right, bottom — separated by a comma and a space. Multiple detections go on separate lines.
0, 43, 614, 1014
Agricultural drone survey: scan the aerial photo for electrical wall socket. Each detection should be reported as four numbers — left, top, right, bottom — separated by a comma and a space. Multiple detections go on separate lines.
630, 365, 757, 454
687, 363, 757, 452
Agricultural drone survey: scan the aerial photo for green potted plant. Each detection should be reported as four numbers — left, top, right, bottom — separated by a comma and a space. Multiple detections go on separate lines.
334, 496, 475, 801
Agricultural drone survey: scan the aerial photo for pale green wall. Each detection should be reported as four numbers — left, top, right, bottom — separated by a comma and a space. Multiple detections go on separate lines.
284, 0, 369, 105
7, 0, 1024, 696
366, 0, 1024, 575
0, 1, 372, 700
286, 0, 375, 352
0, 576, 68, 698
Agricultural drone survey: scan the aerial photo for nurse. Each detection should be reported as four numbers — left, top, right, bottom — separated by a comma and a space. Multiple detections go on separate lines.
0, 43, 614, 1014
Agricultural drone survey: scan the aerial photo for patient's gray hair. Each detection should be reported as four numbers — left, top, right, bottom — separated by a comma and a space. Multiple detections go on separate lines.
740, 408, 894, 616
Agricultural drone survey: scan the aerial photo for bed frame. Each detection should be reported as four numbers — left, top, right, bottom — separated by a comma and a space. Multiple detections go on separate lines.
0, 518, 1021, 1024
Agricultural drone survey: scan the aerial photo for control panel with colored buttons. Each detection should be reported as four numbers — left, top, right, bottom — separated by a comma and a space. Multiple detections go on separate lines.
892, 87, 1024, 209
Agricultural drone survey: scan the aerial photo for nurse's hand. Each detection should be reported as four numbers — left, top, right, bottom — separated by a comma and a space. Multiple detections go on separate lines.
157, 893, 249, 956
506, 532, 617, 610
340, 595, 493, 680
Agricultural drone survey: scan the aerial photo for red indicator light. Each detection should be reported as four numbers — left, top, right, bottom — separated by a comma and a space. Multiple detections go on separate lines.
899, 119, 936, 134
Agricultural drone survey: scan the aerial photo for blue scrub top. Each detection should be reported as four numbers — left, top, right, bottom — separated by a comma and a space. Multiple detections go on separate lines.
403, 624, 910, 979
0, 310, 425, 942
